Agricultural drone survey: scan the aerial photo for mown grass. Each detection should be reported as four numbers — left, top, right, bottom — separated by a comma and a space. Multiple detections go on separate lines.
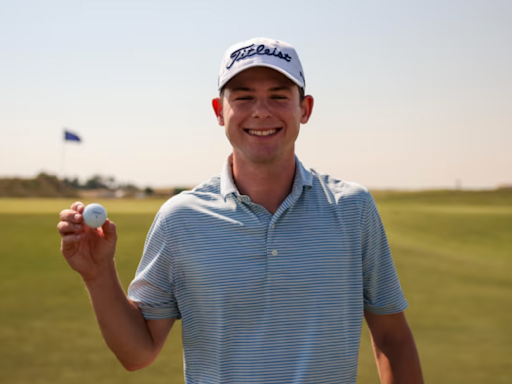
358, 190, 512, 384
0, 191, 511, 383
0, 198, 165, 214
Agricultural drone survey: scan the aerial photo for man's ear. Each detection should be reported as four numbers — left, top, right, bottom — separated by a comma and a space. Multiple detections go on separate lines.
300, 95, 314, 124
212, 98, 224, 126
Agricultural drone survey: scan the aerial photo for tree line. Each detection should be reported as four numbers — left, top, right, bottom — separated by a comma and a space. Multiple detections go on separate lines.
0, 173, 188, 198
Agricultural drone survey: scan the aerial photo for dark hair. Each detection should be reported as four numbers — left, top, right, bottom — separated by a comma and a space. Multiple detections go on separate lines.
298, 87, 305, 104
220, 85, 305, 105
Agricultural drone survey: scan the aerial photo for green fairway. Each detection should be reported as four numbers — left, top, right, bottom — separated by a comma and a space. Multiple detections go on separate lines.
0, 198, 166, 214
1, 192, 511, 383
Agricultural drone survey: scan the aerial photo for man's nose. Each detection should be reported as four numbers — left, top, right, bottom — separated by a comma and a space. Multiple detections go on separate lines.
251, 98, 272, 119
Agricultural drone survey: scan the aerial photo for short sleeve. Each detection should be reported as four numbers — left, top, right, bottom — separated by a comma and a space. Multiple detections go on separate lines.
127, 210, 181, 320
361, 193, 408, 314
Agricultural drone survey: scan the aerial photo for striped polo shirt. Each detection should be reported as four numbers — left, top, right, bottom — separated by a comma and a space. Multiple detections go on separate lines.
128, 156, 408, 384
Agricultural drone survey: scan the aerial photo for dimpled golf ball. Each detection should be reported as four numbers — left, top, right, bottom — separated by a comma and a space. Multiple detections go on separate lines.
83, 203, 107, 228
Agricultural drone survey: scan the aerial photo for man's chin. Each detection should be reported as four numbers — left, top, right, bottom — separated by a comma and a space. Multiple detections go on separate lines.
235, 150, 293, 166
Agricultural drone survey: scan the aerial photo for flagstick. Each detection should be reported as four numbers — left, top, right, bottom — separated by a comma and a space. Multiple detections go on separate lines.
61, 128, 82, 197
61, 129, 66, 197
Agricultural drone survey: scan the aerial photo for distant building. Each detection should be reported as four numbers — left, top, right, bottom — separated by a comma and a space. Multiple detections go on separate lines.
78, 188, 117, 199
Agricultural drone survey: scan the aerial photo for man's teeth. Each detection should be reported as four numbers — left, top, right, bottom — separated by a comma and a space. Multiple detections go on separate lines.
248, 129, 278, 136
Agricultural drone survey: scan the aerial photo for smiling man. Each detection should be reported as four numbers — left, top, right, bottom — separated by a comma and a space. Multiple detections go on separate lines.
57, 37, 423, 384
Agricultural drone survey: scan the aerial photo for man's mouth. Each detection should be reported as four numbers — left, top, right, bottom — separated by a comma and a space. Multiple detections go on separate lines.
245, 128, 282, 137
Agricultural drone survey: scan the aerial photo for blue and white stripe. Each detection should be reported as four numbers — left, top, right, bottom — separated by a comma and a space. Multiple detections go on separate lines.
128, 157, 407, 384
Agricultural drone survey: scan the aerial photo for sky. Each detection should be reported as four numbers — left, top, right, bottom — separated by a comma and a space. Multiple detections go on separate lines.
1, 0, 511, 190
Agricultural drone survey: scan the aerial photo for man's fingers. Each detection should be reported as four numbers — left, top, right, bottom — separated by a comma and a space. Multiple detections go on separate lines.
71, 201, 85, 213
59, 209, 83, 224
59, 202, 85, 223
57, 221, 84, 236
61, 233, 82, 244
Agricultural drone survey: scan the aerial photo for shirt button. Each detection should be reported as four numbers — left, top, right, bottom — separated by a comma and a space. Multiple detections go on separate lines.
238, 196, 243, 202
272, 250, 278, 256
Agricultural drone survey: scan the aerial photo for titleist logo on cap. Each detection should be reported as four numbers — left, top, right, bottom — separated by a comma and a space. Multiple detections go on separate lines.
227, 44, 293, 70
218, 37, 305, 91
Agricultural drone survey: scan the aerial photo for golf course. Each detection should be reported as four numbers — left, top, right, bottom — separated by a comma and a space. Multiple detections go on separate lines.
1, 190, 511, 383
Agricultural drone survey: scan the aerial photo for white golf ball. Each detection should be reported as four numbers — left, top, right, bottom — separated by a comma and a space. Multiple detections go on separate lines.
83, 203, 107, 228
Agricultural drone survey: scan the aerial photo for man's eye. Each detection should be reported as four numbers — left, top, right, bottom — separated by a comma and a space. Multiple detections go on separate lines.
236, 96, 252, 100
271, 95, 288, 99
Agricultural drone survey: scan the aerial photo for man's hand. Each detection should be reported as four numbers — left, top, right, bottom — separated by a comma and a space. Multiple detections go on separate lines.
57, 201, 117, 282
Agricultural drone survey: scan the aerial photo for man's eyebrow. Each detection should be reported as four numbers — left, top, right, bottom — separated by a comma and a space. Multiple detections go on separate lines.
231, 87, 253, 92
269, 86, 293, 92
230, 86, 293, 93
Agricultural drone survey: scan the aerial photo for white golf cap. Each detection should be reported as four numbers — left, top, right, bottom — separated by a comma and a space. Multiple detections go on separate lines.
218, 37, 305, 91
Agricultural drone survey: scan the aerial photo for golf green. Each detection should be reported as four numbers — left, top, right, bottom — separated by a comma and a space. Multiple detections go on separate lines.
0, 192, 510, 383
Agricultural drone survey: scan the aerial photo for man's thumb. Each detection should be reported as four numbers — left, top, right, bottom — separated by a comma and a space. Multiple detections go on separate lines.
101, 219, 117, 240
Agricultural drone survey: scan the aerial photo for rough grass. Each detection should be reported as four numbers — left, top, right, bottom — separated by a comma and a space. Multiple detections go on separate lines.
0, 191, 511, 383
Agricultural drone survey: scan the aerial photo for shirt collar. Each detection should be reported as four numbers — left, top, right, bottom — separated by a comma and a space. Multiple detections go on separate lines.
220, 154, 313, 201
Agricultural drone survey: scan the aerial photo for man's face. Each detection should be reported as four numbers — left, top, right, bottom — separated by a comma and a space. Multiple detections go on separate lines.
212, 67, 313, 165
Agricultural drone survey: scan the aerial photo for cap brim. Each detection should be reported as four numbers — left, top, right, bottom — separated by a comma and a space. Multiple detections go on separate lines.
218, 63, 304, 91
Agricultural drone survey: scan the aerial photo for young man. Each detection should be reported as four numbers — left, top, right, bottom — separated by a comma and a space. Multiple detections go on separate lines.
57, 37, 423, 384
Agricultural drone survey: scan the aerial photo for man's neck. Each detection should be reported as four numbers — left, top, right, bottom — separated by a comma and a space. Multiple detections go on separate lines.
231, 152, 296, 215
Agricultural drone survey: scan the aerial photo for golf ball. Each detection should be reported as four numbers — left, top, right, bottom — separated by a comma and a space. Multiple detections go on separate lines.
83, 203, 107, 228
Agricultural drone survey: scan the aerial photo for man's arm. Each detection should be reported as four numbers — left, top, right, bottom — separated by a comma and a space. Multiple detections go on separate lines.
84, 266, 176, 371
364, 310, 424, 384
58, 201, 175, 371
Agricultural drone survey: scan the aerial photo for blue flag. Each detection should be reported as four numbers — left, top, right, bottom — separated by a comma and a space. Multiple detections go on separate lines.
64, 130, 81, 142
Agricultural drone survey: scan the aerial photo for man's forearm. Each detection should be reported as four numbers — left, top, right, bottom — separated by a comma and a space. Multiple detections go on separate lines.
371, 330, 424, 384
83, 262, 156, 370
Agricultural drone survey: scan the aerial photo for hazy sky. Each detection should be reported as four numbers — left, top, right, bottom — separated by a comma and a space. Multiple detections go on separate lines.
1, 0, 511, 189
